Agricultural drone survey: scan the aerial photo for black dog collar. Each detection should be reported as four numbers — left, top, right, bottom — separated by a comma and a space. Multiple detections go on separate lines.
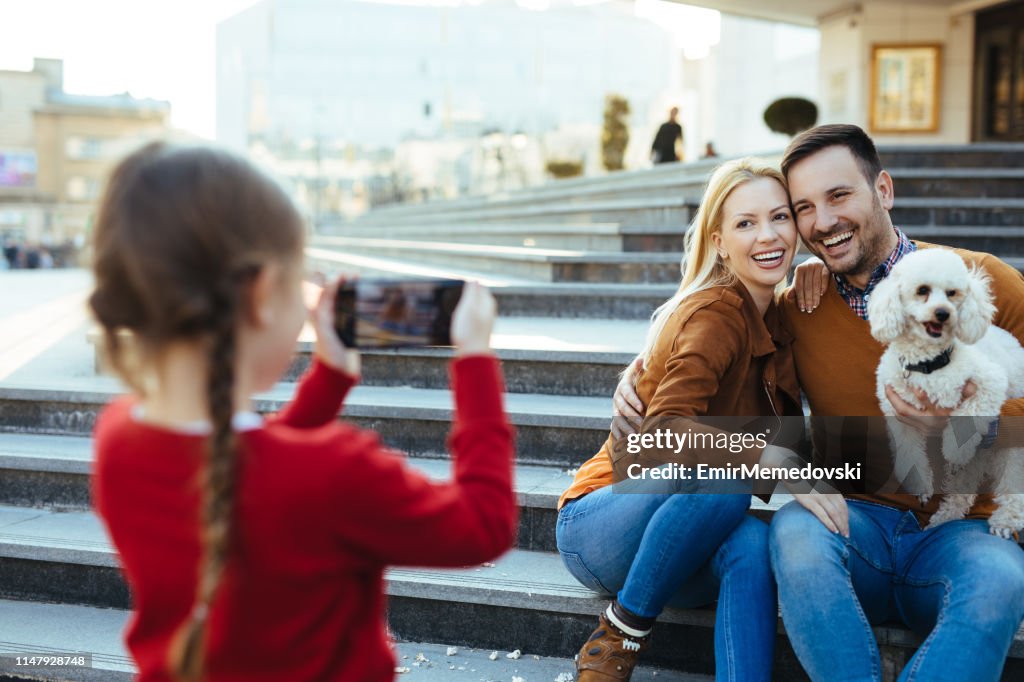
904, 347, 953, 374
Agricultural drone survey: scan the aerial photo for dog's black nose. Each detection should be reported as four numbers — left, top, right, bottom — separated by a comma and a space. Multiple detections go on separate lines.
935, 309, 950, 322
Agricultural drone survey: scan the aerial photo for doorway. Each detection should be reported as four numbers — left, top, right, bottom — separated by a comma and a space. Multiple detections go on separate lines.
974, 1, 1024, 141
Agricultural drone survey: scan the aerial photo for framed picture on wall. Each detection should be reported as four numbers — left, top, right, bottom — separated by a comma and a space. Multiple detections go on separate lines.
870, 43, 942, 133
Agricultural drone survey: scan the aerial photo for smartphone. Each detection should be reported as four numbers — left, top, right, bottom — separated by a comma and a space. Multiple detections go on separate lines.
333, 278, 464, 349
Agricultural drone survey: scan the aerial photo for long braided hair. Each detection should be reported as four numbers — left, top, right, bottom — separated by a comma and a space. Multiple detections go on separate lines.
89, 143, 304, 680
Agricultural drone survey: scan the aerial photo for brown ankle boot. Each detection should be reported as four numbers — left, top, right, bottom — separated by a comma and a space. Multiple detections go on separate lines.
575, 612, 651, 681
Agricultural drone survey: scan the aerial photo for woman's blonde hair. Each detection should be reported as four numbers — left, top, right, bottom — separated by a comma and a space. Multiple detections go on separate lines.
639, 157, 788, 369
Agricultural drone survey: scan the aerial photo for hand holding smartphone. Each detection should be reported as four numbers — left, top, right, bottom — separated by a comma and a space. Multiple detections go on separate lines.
450, 282, 496, 356
311, 277, 362, 377
334, 278, 484, 350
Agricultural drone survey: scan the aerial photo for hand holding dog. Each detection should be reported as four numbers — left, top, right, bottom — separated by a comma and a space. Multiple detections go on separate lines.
885, 381, 978, 437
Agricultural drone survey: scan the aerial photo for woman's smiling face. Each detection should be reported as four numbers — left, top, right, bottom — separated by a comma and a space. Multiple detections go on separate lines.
713, 177, 797, 299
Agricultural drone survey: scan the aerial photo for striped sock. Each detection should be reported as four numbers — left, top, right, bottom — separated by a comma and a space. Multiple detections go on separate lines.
606, 601, 654, 637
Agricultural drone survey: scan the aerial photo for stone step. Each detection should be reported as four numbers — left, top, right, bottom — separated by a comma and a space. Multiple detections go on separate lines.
387, 641, 708, 681
306, 243, 1024, 292
352, 170, 1021, 233
353, 150, 1022, 226
485, 282, 674, 318
358, 168, 1022, 215
879, 144, 1024, 168
324, 222, 685, 252
357, 182, 701, 217
87, 317, 648, 395
0, 434, 579, 551
359, 190, 1024, 232
892, 197, 1024, 227
355, 192, 1024, 233
355, 196, 693, 229
394, 187, 696, 217
315, 225, 1024, 269
351, 161, 720, 223
306, 247, 678, 317
364, 195, 1024, 231
0, 599, 134, 681
0, 433, 792, 553
903, 225, 1024, 255
355, 275, 673, 324
0, 381, 611, 467
310, 237, 685, 284
290, 346, 636, 397
890, 168, 1024, 199
0, 528, 777, 674
0, 513, 1021, 680
0, 599, 706, 682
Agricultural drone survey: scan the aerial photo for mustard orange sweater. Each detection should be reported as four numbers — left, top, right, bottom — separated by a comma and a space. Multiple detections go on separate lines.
779, 242, 1024, 522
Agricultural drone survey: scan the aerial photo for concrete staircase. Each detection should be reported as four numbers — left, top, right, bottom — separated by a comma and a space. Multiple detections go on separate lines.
312, 144, 1024, 292
0, 334, 734, 682
3, 344, 1024, 680
2, 145, 1024, 680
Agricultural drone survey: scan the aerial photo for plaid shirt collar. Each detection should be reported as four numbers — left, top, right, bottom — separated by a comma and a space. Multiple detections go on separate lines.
834, 227, 916, 320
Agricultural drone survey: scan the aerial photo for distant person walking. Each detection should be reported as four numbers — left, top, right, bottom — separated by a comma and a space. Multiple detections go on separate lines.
651, 107, 684, 164
702, 141, 720, 159
3, 238, 19, 269
24, 245, 40, 269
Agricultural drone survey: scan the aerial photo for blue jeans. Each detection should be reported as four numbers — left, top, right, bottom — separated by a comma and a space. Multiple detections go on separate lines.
556, 485, 777, 682
769, 498, 1024, 682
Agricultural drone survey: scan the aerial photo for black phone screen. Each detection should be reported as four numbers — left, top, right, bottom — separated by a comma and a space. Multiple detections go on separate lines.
334, 278, 464, 349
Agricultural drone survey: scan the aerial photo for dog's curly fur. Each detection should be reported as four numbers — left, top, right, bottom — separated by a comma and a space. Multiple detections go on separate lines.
867, 249, 1024, 538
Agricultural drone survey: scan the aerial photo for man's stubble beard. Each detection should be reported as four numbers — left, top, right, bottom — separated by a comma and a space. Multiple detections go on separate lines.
803, 195, 894, 282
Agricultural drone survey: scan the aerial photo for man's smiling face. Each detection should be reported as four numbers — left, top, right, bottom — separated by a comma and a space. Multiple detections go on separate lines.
786, 145, 897, 288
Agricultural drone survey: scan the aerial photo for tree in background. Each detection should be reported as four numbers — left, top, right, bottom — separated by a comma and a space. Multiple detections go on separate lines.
545, 159, 585, 179
763, 97, 819, 137
602, 94, 630, 171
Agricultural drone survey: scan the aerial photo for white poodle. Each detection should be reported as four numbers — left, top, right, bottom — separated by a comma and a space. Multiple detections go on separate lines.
867, 248, 1024, 538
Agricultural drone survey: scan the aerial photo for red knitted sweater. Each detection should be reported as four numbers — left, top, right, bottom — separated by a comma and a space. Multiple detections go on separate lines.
93, 356, 516, 681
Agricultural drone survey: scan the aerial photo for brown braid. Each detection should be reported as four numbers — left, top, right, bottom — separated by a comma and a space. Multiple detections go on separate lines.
88, 142, 304, 681
167, 279, 241, 681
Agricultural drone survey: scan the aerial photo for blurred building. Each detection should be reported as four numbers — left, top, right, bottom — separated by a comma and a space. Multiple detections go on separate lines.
218, 0, 675, 150
683, 16, 819, 159
216, 0, 679, 218
678, 0, 1024, 144
0, 58, 172, 247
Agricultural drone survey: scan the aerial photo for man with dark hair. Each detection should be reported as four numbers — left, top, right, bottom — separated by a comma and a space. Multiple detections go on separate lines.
780, 122, 883, 185
769, 122, 1024, 681
651, 107, 683, 164
613, 123, 1024, 680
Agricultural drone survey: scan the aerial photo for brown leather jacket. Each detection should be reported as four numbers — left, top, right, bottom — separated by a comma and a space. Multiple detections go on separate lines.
559, 280, 803, 509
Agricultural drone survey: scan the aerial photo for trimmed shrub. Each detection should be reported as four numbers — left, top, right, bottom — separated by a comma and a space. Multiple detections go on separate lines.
545, 160, 584, 178
764, 97, 819, 137
601, 94, 630, 171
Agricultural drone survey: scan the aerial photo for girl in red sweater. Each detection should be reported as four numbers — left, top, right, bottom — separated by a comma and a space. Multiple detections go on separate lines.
89, 143, 517, 682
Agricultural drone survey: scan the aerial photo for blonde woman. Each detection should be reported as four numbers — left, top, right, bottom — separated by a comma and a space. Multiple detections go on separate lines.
557, 158, 803, 681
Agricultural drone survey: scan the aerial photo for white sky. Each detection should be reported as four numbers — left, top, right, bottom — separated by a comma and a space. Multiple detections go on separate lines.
0, 0, 262, 139
0, 0, 719, 140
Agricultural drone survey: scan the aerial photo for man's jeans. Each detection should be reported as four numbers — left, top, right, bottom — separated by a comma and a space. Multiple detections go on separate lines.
770, 498, 1024, 682
556, 485, 777, 682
